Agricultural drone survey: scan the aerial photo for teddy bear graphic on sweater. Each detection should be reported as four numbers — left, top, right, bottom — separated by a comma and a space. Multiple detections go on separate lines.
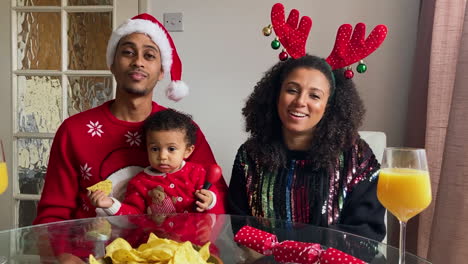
147, 186, 177, 214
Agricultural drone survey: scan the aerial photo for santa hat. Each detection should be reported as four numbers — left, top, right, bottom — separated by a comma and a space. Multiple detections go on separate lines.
106, 13, 188, 101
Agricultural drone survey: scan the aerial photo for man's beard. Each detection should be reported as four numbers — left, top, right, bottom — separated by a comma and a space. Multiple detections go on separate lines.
123, 86, 152, 96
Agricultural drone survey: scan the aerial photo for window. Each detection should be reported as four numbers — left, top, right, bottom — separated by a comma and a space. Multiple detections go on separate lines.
11, 0, 115, 228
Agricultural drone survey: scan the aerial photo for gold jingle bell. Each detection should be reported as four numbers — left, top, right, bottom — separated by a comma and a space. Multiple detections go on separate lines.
262, 25, 272, 36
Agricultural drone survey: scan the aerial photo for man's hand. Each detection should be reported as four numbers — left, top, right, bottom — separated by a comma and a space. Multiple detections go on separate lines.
87, 190, 113, 208
194, 189, 213, 212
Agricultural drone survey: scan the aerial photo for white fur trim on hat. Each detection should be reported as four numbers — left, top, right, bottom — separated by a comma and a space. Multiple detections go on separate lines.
166, 81, 189, 102
106, 18, 172, 73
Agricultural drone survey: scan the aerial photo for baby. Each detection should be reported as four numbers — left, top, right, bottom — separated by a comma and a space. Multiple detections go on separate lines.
88, 109, 223, 215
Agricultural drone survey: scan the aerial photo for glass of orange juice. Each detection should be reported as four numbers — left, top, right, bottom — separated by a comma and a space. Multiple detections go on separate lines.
0, 140, 7, 195
377, 148, 431, 264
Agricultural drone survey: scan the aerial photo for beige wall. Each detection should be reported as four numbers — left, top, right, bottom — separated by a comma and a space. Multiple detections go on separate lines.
149, 0, 420, 183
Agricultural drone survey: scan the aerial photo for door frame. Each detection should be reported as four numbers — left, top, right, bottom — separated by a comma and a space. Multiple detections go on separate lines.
0, 0, 147, 231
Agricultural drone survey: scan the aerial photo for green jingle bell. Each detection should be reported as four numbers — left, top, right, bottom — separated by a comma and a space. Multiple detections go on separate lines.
356, 61, 367, 73
271, 38, 281, 50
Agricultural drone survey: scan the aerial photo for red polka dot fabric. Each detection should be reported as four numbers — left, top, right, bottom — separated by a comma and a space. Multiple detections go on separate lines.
271, 3, 312, 59
234, 226, 367, 264
268, 3, 387, 71
325, 23, 388, 70
273, 240, 322, 264
321, 248, 366, 264
233, 225, 278, 255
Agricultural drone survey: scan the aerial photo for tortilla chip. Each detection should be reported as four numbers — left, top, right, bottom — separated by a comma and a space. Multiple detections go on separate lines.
86, 219, 112, 240
90, 233, 213, 264
87, 179, 112, 195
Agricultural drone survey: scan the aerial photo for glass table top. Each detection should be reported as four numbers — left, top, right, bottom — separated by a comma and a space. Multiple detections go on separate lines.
0, 213, 430, 264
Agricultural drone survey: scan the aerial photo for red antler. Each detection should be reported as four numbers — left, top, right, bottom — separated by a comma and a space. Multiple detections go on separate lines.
325, 23, 387, 70
271, 3, 312, 59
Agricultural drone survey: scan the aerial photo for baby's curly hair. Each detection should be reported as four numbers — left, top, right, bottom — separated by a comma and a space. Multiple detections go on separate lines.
143, 109, 197, 146
242, 55, 365, 169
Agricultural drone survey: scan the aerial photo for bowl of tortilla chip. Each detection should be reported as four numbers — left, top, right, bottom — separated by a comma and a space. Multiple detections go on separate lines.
89, 233, 222, 264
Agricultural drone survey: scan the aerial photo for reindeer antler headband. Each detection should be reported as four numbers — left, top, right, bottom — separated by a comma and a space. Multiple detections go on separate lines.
263, 3, 388, 79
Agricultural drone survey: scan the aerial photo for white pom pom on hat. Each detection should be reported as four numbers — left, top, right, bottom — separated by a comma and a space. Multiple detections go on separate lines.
106, 13, 188, 101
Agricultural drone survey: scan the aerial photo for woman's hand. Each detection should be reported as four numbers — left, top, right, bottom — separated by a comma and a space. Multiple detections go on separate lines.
194, 189, 213, 212
87, 190, 113, 208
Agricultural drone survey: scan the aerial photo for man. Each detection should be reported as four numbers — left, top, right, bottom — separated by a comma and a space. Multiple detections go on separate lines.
34, 13, 227, 225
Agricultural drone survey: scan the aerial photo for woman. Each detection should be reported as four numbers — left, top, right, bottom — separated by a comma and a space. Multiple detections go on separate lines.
228, 55, 385, 241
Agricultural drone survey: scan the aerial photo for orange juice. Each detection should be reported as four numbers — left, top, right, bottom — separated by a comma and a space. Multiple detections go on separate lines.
377, 168, 431, 222
0, 162, 7, 194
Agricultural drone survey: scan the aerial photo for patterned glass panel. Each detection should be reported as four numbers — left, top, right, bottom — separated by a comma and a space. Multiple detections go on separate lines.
18, 138, 51, 195
68, 12, 112, 70
17, 12, 61, 70
17, 76, 62, 133
68, 76, 113, 116
19, 200, 38, 228
68, 0, 112, 5
16, 0, 60, 6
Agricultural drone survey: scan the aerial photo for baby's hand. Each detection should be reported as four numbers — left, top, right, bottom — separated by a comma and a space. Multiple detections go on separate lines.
88, 190, 113, 208
194, 189, 213, 212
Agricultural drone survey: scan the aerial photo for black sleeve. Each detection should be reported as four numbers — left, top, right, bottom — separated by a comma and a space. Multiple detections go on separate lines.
331, 178, 386, 242
330, 138, 386, 242
227, 146, 251, 215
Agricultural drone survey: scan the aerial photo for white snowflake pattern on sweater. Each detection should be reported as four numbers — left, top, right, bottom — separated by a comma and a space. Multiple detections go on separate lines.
80, 163, 92, 181
82, 199, 90, 211
86, 121, 104, 137
125, 131, 142, 146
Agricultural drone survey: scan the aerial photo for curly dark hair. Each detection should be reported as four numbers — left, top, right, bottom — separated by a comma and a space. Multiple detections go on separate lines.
242, 55, 365, 169
143, 109, 197, 146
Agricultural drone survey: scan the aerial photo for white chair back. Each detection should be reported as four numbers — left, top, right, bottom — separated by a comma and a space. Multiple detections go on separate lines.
358, 131, 388, 245
358, 131, 386, 163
